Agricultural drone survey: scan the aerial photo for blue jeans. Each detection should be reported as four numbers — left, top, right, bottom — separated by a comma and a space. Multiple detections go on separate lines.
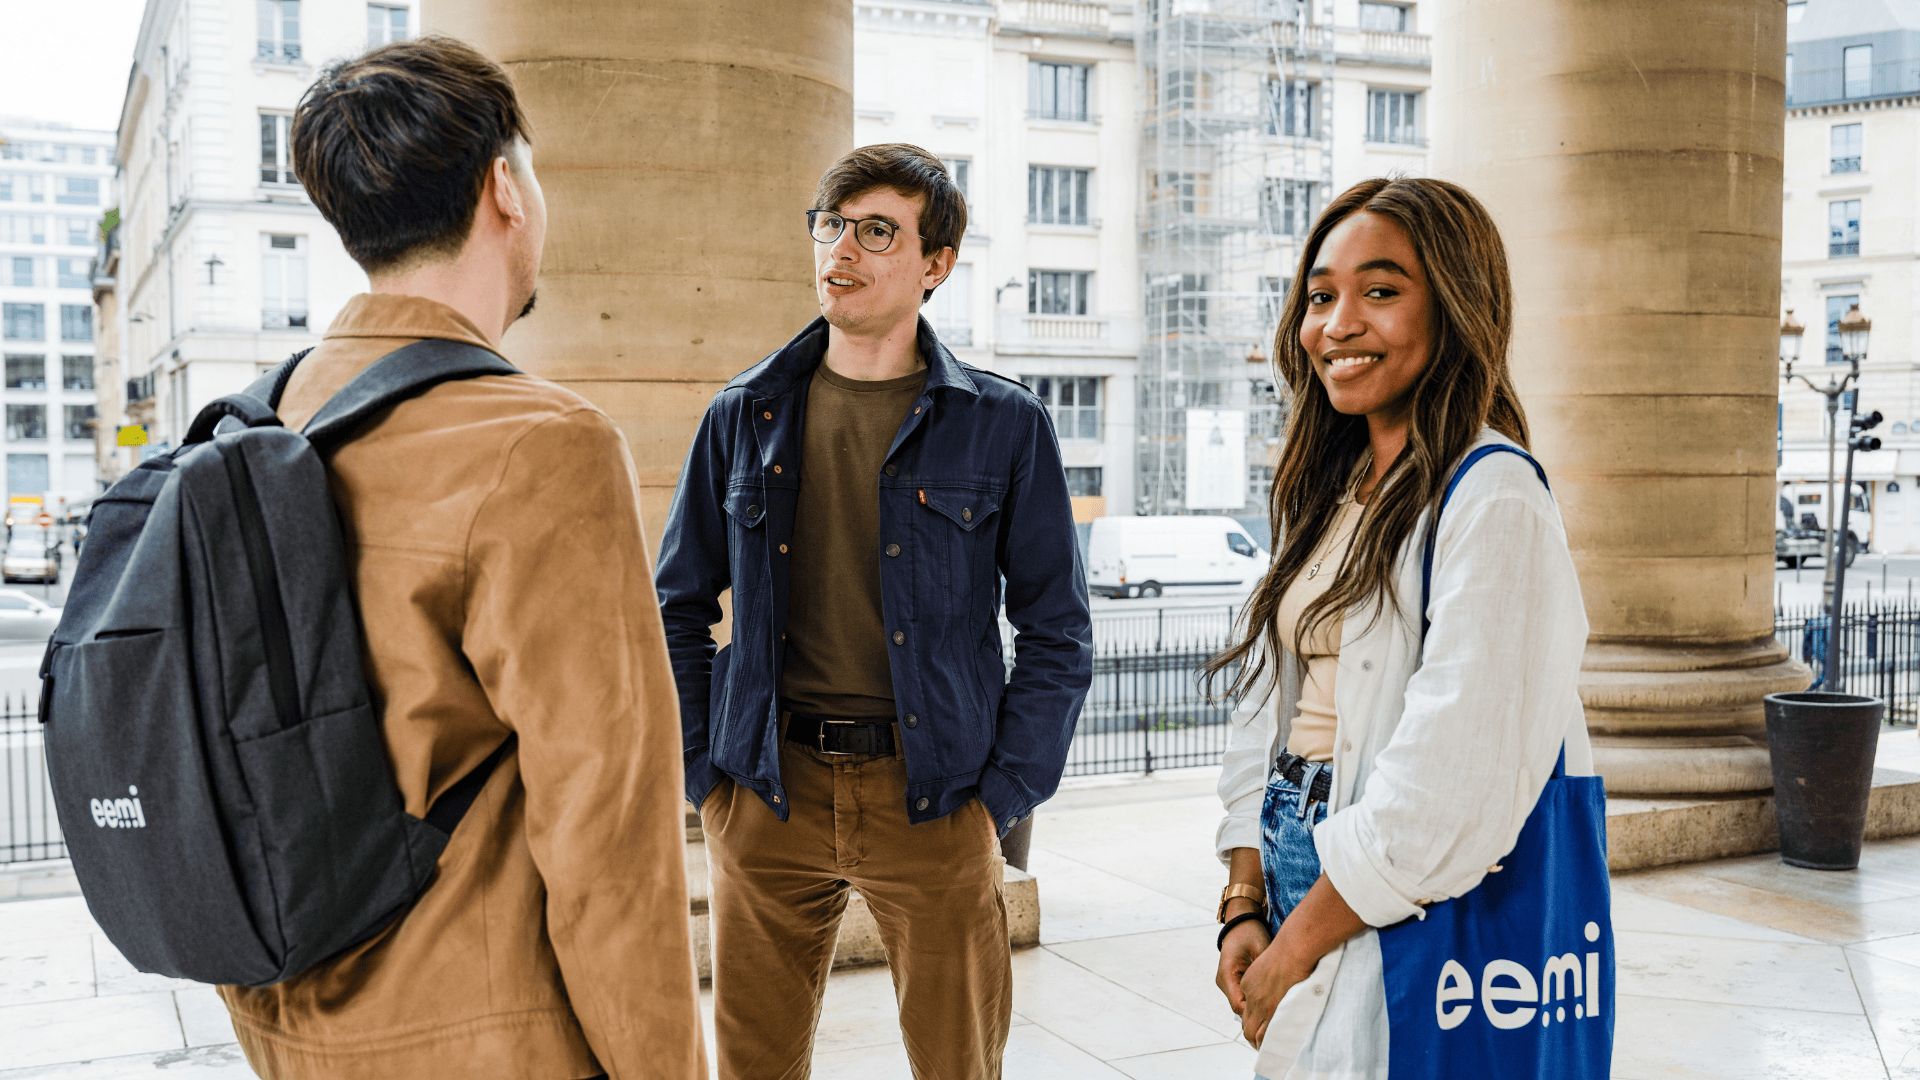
1259, 762, 1330, 937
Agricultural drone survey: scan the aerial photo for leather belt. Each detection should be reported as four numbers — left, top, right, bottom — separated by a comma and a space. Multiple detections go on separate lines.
784, 711, 897, 757
1274, 749, 1334, 804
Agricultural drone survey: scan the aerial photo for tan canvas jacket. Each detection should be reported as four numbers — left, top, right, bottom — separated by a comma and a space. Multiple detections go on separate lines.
216, 294, 705, 1079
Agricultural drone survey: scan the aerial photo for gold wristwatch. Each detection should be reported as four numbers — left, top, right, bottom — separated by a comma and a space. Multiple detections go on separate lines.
1217, 883, 1267, 923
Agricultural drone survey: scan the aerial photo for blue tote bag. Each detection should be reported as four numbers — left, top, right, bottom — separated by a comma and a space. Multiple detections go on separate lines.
1376, 445, 1615, 1078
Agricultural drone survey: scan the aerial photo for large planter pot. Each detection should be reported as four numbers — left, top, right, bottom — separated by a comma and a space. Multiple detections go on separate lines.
1762, 691, 1884, 870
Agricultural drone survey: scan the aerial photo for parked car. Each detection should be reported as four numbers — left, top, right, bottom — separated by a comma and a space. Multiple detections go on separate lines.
2, 534, 58, 584
0, 590, 60, 640
1086, 515, 1269, 598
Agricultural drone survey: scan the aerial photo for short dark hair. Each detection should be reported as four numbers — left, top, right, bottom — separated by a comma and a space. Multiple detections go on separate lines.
291, 36, 532, 274
813, 144, 967, 301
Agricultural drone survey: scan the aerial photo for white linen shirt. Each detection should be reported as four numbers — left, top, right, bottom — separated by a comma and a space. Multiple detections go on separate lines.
1215, 430, 1593, 1080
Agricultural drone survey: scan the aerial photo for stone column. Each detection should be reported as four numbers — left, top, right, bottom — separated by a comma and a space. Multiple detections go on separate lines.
1429, 0, 1808, 794
421, 0, 852, 553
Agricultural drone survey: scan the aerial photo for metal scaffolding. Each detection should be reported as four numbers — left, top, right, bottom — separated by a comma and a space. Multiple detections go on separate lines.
1136, 0, 1333, 516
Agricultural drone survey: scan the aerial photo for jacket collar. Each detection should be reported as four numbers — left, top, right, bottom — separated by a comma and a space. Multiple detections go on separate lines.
727, 316, 978, 398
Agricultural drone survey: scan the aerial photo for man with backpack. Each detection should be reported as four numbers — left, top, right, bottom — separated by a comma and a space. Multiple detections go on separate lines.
45, 38, 703, 1078
656, 144, 1093, 1077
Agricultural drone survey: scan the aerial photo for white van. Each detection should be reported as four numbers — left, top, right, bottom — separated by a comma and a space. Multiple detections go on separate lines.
1086, 515, 1269, 598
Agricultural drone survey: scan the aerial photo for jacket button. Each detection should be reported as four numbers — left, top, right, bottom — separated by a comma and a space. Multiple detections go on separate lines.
762, 410, 772, 420
779, 544, 789, 554
1361, 660, 1372, 671
914, 407, 922, 414
1343, 740, 1352, 752
747, 504, 760, 518
892, 631, 905, 645
885, 464, 899, 477
904, 714, 918, 728
1007, 817, 1018, 829
886, 543, 901, 557
916, 797, 929, 811
962, 508, 972, 521
772, 794, 782, 804
773, 465, 782, 474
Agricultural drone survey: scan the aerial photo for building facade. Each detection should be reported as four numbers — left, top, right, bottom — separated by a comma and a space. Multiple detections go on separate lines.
114, 0, 411, 459
0, 119, 113, 512
853, 0, 1428, 528
1781, 0, 1920, 553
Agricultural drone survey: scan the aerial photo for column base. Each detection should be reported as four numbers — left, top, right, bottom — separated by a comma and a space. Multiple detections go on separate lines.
1581, 639, 1811, 796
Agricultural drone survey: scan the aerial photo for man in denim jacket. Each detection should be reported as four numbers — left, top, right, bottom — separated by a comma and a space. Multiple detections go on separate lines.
656, 143, 1093, 1077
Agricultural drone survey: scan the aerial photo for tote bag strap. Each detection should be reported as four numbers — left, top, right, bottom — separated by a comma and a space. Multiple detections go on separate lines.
1420, 444, 1550, 638
1420, 444, 1565, 779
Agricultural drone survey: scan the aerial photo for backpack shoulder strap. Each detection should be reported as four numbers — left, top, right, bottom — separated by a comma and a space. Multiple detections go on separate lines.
302, 338, 520, 451
1419, 444, 1550, 638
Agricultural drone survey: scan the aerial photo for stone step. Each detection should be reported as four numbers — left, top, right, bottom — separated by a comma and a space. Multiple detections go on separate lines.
1606, 764, 1920, 871
685, 838, 1039, 982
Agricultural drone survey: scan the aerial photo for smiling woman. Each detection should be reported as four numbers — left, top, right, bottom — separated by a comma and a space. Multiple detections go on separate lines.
1201, 178, 1603, 1079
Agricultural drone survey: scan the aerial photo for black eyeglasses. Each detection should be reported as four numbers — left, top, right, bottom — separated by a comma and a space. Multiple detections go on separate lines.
807, 210, 923, 253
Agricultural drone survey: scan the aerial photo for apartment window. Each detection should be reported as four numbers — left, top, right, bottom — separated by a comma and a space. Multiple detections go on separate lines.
1367, 88, 1421, 145
4, 356, 45, 390
1028, 270, 1091, 316
64, 404, 95, 441
367, 3, 408, 47
0, 175, 10, 201
1029, 166, 1091, 226
1261, 179, 1318, 238
927, 263, 972, 347
3, 304, 43, 341
1268, 78, 1319, 137
80, 147, 97, 166
260, 114, 296, 185
1358, 1, 1410, 32
1030, 60, 1091, 121
1844, 44, 1871, 98
1, 214, 45, 244
1829, 199, 1861, 258
54, 177, 97, 206
1786, 53, 1795, 104
1065, 467, 1103, 497
262, 234, 309, 329
1259, 275, 1290, 326
9, 257, 36, 288
7, 454, 47, 496
257, 0, 302, 62
6, 406, 46, 441
55, 258, 88, 289
1022, 377, 1103, 441
1163, 69, 1213, 112
59, 305, 91, 342
1826, 293, 1859, 364
61, 355, 92, 391
1153, 171, 1212, 215
940, 157, 970, 202
1150, 274, 1208, 335
62, 217, 91, 245
1831, 123, 1862, 173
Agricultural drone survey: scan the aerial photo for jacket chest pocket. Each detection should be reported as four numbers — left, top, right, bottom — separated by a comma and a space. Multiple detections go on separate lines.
723, 487, 771, 609
916, 485, 1004, 626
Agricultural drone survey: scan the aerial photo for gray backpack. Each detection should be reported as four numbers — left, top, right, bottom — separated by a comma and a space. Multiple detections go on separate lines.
41, 339, 518, 986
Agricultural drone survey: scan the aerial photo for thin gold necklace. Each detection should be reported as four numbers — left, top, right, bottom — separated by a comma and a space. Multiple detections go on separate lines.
1306, 451, 1372, 580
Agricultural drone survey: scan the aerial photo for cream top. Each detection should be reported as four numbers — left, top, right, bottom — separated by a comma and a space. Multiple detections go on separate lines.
1277, 497, 1365, 761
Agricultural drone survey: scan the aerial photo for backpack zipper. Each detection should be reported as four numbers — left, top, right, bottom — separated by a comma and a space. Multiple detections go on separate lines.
220, 442, 302, 732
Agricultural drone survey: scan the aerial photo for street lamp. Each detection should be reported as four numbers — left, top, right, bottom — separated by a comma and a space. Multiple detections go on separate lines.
1781, 304, 1869, 611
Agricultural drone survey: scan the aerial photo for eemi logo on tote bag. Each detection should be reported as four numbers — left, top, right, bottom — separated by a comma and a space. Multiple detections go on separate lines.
1377, 445, 1616, 1078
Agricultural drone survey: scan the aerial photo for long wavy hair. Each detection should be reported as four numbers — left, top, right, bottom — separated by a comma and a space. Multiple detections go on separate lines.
1205, 177, 1530, 703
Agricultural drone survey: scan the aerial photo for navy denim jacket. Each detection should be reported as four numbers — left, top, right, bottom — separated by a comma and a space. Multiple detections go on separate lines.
656, 317, 1093, 834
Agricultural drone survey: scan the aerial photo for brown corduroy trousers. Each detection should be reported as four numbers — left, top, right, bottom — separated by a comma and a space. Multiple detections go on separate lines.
700, 735, 1013, 1080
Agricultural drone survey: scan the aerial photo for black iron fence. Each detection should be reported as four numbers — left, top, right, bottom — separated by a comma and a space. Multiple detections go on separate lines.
1776, 599, 1920, 724
1053, 605, 1243, 777
2, 695, 61, 864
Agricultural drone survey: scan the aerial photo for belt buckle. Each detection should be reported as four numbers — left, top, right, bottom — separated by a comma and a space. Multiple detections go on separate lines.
817, 718, 856, 756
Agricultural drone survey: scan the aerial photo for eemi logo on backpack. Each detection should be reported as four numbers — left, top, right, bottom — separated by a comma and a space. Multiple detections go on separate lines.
89, 786, 146, 829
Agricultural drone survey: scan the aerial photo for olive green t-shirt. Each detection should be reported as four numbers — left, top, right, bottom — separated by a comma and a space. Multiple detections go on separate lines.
779, 361, 928, 718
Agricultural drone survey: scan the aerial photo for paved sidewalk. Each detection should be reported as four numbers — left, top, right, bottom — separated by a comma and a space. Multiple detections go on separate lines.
6, 764, 1920, 1078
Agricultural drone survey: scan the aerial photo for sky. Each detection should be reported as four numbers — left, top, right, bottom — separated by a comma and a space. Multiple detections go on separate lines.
0, 0, 151, 132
